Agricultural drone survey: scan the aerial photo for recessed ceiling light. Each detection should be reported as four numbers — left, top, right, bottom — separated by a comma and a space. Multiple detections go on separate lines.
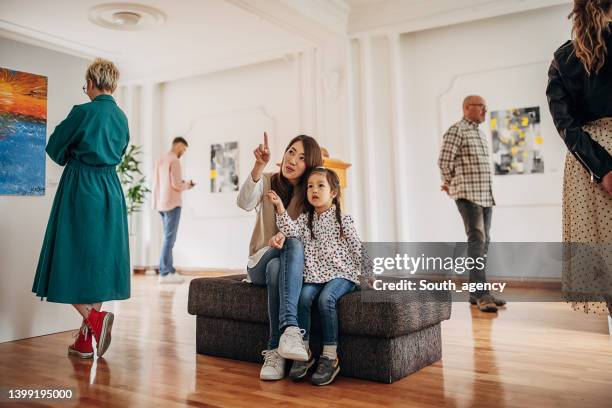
89, 3, 166, 31
112, 11, 141, 26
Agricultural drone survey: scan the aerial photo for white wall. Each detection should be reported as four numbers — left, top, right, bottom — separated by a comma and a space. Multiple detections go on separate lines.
0, 37, 88, 342
123, 4, 574, 279
342, 4, 573, 278
398, 4, 571, 245
154, 58, 305, 269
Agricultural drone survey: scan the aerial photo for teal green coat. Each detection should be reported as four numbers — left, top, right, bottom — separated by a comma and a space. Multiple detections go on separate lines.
32, 94, 131, 304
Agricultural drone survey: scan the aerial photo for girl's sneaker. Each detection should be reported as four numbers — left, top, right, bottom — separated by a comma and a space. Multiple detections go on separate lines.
260, 349, 285, 380
310, 356, 340, 386
288, 352, 314, 380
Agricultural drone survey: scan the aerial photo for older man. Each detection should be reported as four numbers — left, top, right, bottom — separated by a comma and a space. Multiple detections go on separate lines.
438, 95, 506, 313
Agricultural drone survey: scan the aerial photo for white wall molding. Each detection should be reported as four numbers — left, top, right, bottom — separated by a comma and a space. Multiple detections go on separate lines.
226, 0, 349, 45
349, 0, 570, 37
120, 44, 311, 86
357, 35, 379, 241
436, 59, 551, 137
0, 19, 117, 60
387, 32, 409, 241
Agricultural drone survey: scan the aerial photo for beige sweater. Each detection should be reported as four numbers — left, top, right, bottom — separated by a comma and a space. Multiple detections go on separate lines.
236, 172, 300, 267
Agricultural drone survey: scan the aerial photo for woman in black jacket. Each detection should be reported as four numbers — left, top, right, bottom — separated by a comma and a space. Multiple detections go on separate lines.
547, 0, 612, 318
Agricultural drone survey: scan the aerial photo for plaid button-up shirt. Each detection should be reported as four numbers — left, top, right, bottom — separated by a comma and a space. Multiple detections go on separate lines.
438, 118, 495, 207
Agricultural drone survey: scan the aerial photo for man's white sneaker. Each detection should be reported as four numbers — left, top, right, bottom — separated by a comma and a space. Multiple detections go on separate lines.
260, 349, 285, 380
277, 326, 308, 361
158, 273, 184, 284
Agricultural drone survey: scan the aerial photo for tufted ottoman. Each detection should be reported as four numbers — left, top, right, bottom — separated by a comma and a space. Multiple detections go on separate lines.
188, 274, 452, 383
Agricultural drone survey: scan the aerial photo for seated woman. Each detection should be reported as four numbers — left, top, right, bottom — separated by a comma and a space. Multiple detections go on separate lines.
237, 132, 322, 380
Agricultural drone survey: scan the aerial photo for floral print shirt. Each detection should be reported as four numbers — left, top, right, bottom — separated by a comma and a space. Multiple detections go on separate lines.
276, 206, 370, 284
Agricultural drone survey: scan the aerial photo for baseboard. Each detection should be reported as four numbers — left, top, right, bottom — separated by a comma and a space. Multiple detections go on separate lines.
132, 266, 244, 276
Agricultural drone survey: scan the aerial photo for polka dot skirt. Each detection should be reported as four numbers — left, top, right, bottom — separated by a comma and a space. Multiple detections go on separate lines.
562, 117, 612, 316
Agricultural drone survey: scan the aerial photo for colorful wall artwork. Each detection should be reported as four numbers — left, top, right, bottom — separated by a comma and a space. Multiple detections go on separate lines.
0, 67, 48, 195
210, 141, 239, 193
490, 106, 544, 175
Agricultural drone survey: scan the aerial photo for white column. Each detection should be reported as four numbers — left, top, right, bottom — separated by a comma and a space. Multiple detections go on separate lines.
292, 52, 304, 133
358, 35, 378, 242
314, 46, 325, 145
387, 32, 409, 242
139, 83, 155, 268
345, 38, 362, 227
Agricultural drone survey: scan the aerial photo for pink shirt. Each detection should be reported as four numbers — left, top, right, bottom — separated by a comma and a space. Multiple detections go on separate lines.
152, 152, 190, 212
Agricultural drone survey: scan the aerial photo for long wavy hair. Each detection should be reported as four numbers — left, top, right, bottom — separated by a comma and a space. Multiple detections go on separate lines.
270, 135, 323, 211
304, 167, 344, 240
570, 0, 612, 74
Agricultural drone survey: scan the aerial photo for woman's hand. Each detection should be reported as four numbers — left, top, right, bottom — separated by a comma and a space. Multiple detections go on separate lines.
269, 232, 285, 249
602, 171, 612, 195
266, 190, 285, 213
251, 132, 270, 183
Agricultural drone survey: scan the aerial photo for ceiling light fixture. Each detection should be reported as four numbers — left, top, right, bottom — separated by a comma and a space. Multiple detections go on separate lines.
89, 3, 166, 31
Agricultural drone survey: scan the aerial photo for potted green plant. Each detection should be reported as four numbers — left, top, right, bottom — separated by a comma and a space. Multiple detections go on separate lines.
117, 144, 150, 273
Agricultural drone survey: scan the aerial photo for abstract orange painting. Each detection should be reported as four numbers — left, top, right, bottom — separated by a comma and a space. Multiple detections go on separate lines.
0, 67, 48, 195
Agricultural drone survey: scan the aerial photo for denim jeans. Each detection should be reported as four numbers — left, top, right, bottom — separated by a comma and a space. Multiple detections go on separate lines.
298, 278, 355, 346
159, 206, 181, 276
247, 238, 304, 349
455, 199, 492, 298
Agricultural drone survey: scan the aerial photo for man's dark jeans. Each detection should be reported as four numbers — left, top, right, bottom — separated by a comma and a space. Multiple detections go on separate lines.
455, 199, 492, 298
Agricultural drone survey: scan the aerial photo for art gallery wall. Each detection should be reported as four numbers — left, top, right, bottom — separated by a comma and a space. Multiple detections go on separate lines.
396, 4, 572, 278
0, 37, 89, 342
123, 59, 304, 269
119, 4, 574, 279
118, 40, 352, 270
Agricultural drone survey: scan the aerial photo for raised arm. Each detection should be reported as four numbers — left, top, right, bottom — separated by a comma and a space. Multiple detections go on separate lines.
546, 58, 612, 183
237, 132, 271, 211
45, 105, 84, 166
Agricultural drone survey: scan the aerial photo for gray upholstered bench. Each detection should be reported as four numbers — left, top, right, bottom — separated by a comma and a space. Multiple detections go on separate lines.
188, 274, 452, 383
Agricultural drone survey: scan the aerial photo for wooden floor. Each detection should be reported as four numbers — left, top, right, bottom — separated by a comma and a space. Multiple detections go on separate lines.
1, 274, 611, 408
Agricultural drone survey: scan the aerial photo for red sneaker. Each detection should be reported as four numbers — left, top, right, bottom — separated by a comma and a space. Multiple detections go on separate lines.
85, 309, 114, 357
68, 324, 94, 359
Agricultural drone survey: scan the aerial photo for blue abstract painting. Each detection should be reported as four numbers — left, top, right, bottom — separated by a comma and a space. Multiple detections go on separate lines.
0, 67, 47, 195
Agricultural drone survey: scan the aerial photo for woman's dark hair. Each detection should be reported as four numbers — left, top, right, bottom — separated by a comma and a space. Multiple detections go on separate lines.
570, 0, 612, 74
304, 167, 343, 240
270, 135, 323, 210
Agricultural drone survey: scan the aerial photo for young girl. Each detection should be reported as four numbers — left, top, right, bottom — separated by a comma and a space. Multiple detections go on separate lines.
267, 167, 370, 386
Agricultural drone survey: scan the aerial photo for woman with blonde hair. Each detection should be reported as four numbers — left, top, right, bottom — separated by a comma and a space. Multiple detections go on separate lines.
32, 58, 130, 357
546, 0, 612, 319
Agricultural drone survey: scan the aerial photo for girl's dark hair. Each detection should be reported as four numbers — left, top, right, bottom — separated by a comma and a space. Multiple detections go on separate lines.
270, 135, 323, 210
570, 0, 612, 74
305, 167, 343, 240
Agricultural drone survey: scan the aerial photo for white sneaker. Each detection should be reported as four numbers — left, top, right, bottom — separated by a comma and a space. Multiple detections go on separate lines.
158, 273, 184, 284
260, 349, 285, 380
277, 326, 308, 361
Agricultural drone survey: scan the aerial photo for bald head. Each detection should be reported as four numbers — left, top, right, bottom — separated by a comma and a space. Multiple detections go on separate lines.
463, 95, 487, 124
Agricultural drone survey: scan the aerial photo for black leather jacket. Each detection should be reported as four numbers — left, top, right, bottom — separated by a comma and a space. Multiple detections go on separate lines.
546, 26, 612, 183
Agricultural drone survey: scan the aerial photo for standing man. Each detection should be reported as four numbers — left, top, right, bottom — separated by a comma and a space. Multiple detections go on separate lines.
438, 95, 506, 313
152, 137, 195, 284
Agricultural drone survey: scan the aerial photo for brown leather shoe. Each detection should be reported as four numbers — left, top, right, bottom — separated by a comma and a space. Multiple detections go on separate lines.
476, 295, 498, 313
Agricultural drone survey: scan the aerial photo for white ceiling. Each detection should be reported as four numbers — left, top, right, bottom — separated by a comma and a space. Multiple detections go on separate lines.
0, 0, 314, 83
0, 0, 570, 83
